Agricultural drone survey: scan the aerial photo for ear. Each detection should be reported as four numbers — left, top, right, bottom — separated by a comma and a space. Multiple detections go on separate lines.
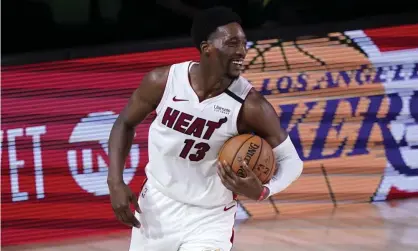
200, 41, 211, 55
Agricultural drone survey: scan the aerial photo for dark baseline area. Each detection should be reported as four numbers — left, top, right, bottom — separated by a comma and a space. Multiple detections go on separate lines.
2, 10, 418, 66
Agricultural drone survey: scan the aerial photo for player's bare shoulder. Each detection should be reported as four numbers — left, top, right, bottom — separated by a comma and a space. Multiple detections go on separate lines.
140, 65, 171, 95
132, 65, 171, 109
237, 88, 278, 133
118, 65, 172, 127
238, 87, 287, 147
143, 65, 171, 86
243, 88, 271, 113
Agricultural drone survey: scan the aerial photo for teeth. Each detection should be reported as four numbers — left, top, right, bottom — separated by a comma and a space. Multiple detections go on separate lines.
233, 60, 243, 65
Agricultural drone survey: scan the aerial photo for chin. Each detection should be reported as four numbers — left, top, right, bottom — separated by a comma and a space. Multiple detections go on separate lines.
227, 71, 240, 79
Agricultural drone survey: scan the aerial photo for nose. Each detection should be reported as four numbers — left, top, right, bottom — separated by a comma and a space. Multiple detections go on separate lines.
236, 43, 247, 57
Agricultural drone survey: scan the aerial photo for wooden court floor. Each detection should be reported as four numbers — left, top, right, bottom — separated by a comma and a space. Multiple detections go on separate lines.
3, 198, 418, 251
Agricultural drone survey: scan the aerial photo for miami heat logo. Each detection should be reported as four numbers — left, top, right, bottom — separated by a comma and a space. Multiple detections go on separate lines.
161, 107, 228, 140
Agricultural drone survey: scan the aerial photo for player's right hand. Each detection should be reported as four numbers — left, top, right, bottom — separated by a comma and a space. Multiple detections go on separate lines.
108, 182, 141, 228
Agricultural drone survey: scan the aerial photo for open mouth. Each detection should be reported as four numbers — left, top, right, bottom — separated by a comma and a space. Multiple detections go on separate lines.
231, 60, 244, 72
232, 60, 244, 66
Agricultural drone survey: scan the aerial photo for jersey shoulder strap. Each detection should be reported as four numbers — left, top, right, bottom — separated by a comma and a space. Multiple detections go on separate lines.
155, 61, 192, 114
224, 76, 253, 104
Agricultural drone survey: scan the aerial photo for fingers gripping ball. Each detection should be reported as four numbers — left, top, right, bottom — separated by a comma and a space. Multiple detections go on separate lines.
218, 134, 276, 184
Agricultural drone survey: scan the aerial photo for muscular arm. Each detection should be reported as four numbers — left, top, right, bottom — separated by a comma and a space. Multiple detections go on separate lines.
107, 66, 170, 185
238, 89, 288, 147
238, 89, 303, 199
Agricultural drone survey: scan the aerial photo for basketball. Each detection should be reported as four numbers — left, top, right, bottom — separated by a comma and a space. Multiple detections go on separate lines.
218, 134, 276, 184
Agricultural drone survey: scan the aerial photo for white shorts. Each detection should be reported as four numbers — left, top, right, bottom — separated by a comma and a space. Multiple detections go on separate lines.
129, 179, 237, 251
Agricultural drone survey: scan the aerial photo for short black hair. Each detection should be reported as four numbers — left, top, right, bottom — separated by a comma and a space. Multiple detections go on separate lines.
191, 6, 242, 51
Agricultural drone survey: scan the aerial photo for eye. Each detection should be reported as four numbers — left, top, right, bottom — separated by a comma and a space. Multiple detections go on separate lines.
226, 39, 247, 48
226, 40, 239, 47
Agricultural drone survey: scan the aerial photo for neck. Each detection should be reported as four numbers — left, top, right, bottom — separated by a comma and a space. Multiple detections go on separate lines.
196, 60, 232, 92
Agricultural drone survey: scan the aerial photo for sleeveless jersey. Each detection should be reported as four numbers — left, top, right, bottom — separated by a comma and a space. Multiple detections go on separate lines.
144, 61, 253, 207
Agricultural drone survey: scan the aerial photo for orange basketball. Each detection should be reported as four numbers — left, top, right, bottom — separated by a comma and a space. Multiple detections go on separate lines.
218, 134, 276, 184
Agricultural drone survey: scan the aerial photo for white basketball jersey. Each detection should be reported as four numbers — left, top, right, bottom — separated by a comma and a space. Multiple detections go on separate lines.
144, 61, 253, 207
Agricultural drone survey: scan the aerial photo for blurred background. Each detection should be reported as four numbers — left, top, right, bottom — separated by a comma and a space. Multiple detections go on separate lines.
3, 0, 418, 56
2, 1, 418, 250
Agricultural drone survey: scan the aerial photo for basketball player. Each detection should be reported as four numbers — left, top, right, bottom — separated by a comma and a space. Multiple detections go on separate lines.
107, 6, 303, 251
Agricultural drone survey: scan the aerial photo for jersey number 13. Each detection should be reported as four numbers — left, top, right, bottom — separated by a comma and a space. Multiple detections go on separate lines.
179, 139, 210, 162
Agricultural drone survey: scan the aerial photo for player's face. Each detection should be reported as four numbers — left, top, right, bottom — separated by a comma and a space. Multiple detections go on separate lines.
210, 23, 247, 79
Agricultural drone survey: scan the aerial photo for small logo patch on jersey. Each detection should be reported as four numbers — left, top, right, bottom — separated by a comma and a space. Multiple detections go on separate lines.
224, 201, 236, 211
141, 187, 148, 198
173, 96, 188, 102
224, 205, 236, 211
214, 105, 231, 115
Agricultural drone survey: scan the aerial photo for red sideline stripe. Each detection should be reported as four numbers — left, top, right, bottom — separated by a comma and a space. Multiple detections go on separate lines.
364, 24, 418, 52
387, 187, 418, 200
230, 212, 237, 248
3, 47, 199, 71
140, 177, 148, 194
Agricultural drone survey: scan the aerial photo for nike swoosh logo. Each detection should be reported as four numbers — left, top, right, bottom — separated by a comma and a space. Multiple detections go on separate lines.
224, 204, 236, 211
173, 96, 188, 102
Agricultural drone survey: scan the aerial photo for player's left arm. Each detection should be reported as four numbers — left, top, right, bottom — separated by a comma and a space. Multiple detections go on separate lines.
238, 88, 304, 200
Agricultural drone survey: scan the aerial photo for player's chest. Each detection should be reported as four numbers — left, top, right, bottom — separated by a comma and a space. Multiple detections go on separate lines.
157, 98, 237, 142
